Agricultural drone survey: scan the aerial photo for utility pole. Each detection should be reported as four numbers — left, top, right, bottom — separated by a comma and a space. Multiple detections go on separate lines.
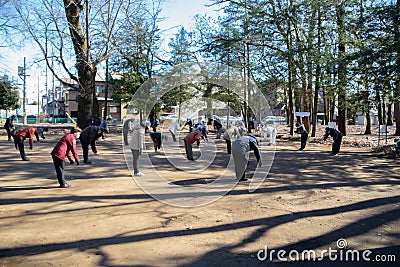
18, 57, 28, 125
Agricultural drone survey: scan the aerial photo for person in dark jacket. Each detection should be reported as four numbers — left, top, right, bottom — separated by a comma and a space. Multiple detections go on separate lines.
151, 119, 160, 132
322, 127, 343, 156
149, 131, 167, 152
13, 127, 40, 161
295, 122, 308, 150
79, 125, 102, 164
51, 126, 81, 188
36, 126, 49, 141
232, 134, 261, 181
4, 115, 16, 141
213, 119, 223, 139
195, 123, 208, 141
184, 118, 193, 133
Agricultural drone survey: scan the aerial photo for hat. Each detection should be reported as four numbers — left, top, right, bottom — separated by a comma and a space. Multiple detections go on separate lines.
71, 126, 82, 133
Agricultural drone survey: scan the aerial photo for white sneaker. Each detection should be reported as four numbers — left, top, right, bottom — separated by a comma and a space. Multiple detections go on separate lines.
134, 172, 144, 176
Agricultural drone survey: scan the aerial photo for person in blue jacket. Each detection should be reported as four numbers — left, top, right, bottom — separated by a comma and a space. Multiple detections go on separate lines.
231, 134, 261, 181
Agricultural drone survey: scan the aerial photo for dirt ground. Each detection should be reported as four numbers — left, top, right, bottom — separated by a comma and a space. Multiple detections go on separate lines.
0, 124, 399, 267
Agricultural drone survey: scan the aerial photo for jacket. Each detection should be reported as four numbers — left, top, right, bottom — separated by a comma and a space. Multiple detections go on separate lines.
4, 117, 15, 129
185, 130, 201, 144
51, 133, 80, 162
323, 127, 342, 141
80, 126, 101, 143
223, 126, 241, 141
130, 124, 145, 150
15, 128, 39, 148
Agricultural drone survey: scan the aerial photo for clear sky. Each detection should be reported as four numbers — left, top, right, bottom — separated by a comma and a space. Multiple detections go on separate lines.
0, 0, 220, 103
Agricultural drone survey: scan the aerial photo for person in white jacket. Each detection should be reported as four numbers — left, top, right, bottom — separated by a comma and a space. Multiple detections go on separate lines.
129, 123, 145, 176
262, 125, 277, 145
223, 126, 242, 154
168, 121, 181, 142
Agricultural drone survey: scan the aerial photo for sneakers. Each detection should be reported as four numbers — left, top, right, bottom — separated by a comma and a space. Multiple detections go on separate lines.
83, 161, 92, 164
60, 183, 71, 188
134, 172, 144, 176
22, 157, 30, 161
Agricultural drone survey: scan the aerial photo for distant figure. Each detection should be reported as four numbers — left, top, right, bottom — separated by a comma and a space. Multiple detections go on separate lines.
232, 134, 261, 181
395, 138, 400, 157
223, 126, 242, 154
79, 125, 102, 164
168, 121, 181, 142
183, 130, 202, 161
262, 125, 277, 145
294, 122, 308, 150
213, 119, 223, 139
4, 115, 16, 141
196, 123, 208, 141
123, 118, 134, 145
151, 119, 160, 132
51, 126, 81, 188
36, 126, 49, 141
100, 119, 109, 139
130, 123, 145, 176
149, 132, 167, 152
184, 118, 194, 133
321, 127, 342, 156
13, 127, 40, 161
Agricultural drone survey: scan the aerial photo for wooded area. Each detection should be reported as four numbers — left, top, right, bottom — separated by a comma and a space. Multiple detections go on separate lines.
1, 0, 399, 136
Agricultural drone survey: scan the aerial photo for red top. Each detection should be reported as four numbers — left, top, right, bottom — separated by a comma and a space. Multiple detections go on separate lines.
15, 128, 38, 149
51, 133, 80, 162
184, 131, 201, 144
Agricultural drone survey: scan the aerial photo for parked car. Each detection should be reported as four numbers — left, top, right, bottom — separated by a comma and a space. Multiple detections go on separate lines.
261, 116, 287, 125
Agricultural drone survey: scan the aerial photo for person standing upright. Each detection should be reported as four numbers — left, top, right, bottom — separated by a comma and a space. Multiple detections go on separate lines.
123, 118, 134, 145
129, 123, 145, 176
13, 127, 40, 161
4, 115, 16, 141
51, 126, 81, 188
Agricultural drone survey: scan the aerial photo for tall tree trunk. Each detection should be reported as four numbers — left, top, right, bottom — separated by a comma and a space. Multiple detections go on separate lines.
64, 0, 96, 129
336, 3, 347, 135
312, 5, 322, 137
394, 0, 400, 135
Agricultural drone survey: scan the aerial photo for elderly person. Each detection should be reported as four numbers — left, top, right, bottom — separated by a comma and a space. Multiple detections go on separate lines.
232, 134, 261, 181
79, 125, 102, 164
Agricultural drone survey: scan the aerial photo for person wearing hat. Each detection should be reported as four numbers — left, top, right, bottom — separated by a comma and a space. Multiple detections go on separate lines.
4, 115, 16, 141
51, 126, 81, 188
231, 134, 261, 181
79, 125, 102, 164
321, 127, 343, 156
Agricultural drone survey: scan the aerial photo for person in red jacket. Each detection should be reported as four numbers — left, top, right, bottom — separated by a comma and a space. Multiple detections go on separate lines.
183, 129, 202, 161
51, 126, 81, 188
14, 127, 40, 161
